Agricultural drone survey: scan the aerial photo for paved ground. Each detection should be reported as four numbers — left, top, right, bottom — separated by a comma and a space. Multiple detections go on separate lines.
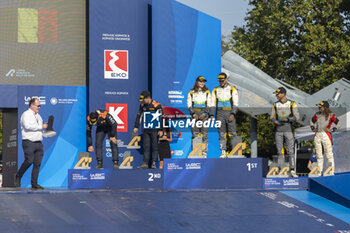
0, 189, 348, 233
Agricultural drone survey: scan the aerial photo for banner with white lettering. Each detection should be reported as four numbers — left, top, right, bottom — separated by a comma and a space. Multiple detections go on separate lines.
152, 0, 221, 158
89, 0, 151, 168
17, 85, 86, 187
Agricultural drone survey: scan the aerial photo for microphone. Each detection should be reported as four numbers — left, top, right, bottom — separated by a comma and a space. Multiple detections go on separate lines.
43, 115, 57, 138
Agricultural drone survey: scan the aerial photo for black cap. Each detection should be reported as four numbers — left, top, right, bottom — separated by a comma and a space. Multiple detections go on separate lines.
89, 111, 99, 120
196, 76, 207, 82
89, 111, 99, 125
317, 101, 329, 108
218, 72, 227, 80
273, 87, 287, 94
139, 90, 151, 101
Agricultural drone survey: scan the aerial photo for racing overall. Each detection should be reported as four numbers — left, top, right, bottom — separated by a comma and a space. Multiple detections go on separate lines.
187, 89, 212, 153
211, 84, 239, 152
134, 100, 162, 163
270, 100, 299, 169
310, 112, 340, 173
86, 110, 119, 163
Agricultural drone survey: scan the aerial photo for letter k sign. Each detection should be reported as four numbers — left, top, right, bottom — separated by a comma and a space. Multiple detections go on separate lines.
106, 103, 128, 132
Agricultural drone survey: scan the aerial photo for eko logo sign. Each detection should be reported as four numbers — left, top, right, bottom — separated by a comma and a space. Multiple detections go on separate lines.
104, 50, 128, 79
106, 103, 128, 132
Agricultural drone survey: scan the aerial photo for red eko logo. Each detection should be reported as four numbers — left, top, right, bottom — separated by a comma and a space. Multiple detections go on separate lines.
104, 50, 128, 79
106, 103, 128, 132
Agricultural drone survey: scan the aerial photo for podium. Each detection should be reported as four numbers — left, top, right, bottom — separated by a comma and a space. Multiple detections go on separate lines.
68, 158, 311, 190
68, 169, 164, 189
164, 158, 267, 189
68, 158, 269, 190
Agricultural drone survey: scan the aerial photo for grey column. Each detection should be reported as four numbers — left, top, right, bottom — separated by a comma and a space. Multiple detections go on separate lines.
250, 117, 258, 158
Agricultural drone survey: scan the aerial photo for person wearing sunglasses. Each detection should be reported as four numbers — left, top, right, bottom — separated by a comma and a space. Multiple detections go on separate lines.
15, 98, 48, 190
211, 72, 239, 158
270, 87, 299, 177
87, 109, 118, 169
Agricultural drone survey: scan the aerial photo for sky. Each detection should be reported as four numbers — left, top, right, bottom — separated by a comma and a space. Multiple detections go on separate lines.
176, 0, 250, 37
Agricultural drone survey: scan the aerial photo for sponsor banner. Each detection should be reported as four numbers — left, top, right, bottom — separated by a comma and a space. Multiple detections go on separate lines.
106, 103, 128, 132
89, 0, 151, 168
68, 169, 164, 189
18, 85, 87, 188
164, 158, 267, 189
263, 177, 309, 189
104, 50, 128, 79
152, 0, 221, 158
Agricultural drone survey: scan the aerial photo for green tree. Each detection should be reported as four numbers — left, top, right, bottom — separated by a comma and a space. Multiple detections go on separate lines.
225, 0, 350, 156
226, 0, 350, 94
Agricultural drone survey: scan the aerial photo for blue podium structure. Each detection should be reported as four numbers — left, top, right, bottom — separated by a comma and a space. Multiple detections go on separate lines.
68, 158, 270, 190
164, 158, 267, 189
67, 158, 316, 190
68, 169, 164, 189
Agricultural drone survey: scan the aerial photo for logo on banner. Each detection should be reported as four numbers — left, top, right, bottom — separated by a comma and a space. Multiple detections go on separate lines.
106, 103, 128, 132
104, 50, 128, 79
50, 97, 58, 105
143, 110, 162, 129
24, 96, 46, 105
6, 69, 35, 78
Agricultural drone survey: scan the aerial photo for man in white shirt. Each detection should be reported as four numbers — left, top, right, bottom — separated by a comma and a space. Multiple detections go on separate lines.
15, 98, 48, 189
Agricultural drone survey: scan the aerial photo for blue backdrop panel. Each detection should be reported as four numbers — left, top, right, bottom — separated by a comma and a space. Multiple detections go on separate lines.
152, 0, 222, 158
89, 0, 151, 168
164, 158, 267, 189
263, 177, 308, 189
17, 85, 86, 187
68, 169, 164, 189
309, 172, 350, 208
0, 85, 17, 108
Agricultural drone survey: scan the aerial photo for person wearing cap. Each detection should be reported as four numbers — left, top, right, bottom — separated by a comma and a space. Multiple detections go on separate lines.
187, 76, 212, 156
270, 87, 299, 177
133, 91, 163, 169
87, 109, 118, 169
310, 101, 340, 175
211, 72, 239, 158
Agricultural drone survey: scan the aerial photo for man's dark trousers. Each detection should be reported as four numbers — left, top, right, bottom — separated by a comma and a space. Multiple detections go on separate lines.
95, 127, 119, 163
17, 140, 44, 185
143, 130, 158, 163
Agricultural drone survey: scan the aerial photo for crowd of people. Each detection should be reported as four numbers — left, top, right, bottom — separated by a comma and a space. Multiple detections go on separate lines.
15, 72, 340, 189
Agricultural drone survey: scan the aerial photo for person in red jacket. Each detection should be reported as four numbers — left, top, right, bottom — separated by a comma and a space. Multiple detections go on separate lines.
310, 101, 340, 176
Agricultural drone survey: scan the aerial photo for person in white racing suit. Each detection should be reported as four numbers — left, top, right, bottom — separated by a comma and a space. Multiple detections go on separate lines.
187, 76, 212, 156
211, 72, 238, 158
310, 100, 340, 176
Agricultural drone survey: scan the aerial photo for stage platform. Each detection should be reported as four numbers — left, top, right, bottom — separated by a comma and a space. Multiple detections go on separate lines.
69, 158, 269, 189
0, 188, 349, 233
68, 158, 310, 190
309, 172, 350, 208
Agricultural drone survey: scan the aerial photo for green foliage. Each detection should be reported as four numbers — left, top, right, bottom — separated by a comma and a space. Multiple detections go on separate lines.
225, 0, 350, 156
225, 0, 350, 94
